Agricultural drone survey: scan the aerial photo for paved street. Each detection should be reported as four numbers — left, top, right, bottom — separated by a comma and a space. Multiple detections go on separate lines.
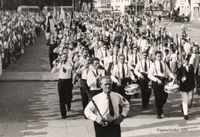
0, 22, 200, 137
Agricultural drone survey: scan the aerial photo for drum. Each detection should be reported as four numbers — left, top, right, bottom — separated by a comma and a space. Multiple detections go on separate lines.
124, 84, 140, 95
164, 81, 179, 93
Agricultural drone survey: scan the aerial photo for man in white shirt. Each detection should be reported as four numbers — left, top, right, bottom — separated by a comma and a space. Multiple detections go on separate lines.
84, 76, 130, 137
148, 51, 175, 119
96, 44, 109, 66
111, 54, 136, 101
189, 45, 200, 94
52, 53, 74, 119
104, 48, 114, 75
87, 58, 105, 98
76, 51, 91, 111
135, 51, 152, 109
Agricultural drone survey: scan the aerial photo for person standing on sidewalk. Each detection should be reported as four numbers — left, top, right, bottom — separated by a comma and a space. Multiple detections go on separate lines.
52, 53, 74, 119
84, 76, 130, 137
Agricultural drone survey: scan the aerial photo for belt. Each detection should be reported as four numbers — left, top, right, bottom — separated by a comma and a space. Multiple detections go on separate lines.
154, 75, 166, 83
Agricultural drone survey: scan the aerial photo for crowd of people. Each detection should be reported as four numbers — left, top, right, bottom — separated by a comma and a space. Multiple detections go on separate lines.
0, 11, 44, 76
46, 10, 199, 137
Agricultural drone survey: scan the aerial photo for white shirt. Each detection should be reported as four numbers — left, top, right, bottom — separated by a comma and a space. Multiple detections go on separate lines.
104, 55, 114, 70
134, 59, 151, 77
87, 67, 105, 90
148, 60, 175, 82
3, 41, 9, 49
189, 53, 200, 74
84, 92, 130, 122
51, 61, 73, 79
77, 65, 91, 80
184, 42, 192, 55
111, 63, 135, 83
170, 53, 178, 63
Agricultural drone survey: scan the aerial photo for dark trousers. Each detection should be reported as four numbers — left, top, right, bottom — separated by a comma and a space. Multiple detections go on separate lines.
139, 79, 151, 107
58, 79, 73, 118
94, 122, 121, 137
79, 79, 89, 110
152, 82, 168, 116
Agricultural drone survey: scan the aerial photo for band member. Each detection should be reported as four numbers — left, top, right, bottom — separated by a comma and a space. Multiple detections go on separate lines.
96, 43, 109, 66
104, 48, 114, 75
76, 49, 91, 111
134, 51, 152, 109
52, 53, 74, 119
47, 34, 58, 69
113, 46, 119, 65
87, 58, 105, 98
148, 51, 175, 119
189, 45, 200, 95
177, 55, 195, 120
111, 54, 136, 101
84, 76, 130, 137
128, 46, 140, 70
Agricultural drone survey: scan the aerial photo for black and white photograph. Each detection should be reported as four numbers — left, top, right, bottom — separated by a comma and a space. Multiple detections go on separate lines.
0, 0, 200, 137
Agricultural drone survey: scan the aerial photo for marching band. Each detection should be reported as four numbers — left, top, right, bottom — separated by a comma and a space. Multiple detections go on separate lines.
48, 11, 200, 121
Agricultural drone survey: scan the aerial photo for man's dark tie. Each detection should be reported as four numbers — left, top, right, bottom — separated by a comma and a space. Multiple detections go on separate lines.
126, 54, 128, 61
107, 94, 114, 117
122, 64, 125, 79
135, 54, 138, 65
144, 60, 147, 72
107, 62, 113, 75
96, 69, 100, 88
63, 67, 66, 73
160, 62, 164, 73
105, 50, 107, 57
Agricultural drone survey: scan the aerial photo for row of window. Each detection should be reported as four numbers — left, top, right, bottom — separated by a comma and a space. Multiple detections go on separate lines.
116, 0, 130, 3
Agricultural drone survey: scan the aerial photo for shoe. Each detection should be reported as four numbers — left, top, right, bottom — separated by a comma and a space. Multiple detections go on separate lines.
184, 115, 189, 120
157, 115, 162, 119
67, 104, 71, 111
133, 93, 139, 98
142, 105, 148, 110
62, 116, 67, 119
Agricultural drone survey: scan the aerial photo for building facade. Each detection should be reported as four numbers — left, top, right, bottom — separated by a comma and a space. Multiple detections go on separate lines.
93, 0, 112, 12
111, 0, 132, 13
191, 0, 200, 20
175, 0, 190, 16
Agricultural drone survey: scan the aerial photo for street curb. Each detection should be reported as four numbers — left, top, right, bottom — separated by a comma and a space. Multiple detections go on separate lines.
0, 72, 58, 82
0, 79, 58, 82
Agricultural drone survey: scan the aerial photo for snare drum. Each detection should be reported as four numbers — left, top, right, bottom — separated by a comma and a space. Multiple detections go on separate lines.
164, 81, 179, 93
124, 84, 140, 95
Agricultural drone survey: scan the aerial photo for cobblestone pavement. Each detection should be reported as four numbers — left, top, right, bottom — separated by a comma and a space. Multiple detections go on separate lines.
0, 23, 200, 137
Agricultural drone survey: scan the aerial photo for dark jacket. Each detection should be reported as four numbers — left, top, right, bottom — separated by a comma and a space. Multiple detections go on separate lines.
177, 65, 195, 92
